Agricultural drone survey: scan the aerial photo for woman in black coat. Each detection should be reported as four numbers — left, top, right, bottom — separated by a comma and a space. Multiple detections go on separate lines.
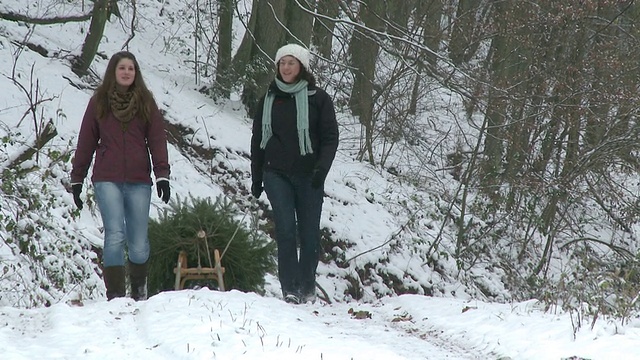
251, 44, 339, 304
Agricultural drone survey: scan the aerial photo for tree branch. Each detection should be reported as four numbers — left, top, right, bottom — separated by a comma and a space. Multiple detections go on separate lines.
0, 11, 91, 24
8, 119, 57, 172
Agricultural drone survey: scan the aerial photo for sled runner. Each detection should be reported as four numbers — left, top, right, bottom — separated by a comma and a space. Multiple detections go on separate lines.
173, 249, 225, 291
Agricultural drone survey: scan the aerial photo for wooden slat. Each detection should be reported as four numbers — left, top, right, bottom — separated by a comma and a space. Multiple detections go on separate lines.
173, 250, 226, 291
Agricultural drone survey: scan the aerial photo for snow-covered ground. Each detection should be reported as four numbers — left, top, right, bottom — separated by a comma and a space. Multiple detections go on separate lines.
2, 286, 637, 360
0, 1, 638, 359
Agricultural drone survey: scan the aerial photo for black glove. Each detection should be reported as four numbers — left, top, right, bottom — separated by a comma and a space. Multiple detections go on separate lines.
311, 166, 328, 189
72, 184, 83, 210
157, 180, 170, 203
251, 181, 263, 198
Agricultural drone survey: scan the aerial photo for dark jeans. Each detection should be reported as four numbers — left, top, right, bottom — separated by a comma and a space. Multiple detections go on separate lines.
263, 170, 324, 297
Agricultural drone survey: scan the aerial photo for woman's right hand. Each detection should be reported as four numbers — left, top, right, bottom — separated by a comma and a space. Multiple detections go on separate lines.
72, 184, 83, 210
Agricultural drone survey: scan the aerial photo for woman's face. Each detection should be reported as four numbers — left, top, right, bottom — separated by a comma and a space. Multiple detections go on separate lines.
278, 55, 301, 84
115, 58, 136, 90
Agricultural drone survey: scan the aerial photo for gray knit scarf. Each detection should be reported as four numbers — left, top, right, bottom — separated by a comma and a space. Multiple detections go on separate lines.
260, 78, 314, 155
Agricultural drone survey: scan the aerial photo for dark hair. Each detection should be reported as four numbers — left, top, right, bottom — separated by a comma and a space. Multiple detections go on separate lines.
93, 51, 155, 121
276, 60, 316, 87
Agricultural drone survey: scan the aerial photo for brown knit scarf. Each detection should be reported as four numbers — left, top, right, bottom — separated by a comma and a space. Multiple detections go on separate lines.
109, 90, 140, 131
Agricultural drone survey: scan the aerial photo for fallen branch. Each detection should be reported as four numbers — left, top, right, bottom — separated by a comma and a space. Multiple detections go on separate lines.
0, 11, 91, 24
8, 119, 57, 171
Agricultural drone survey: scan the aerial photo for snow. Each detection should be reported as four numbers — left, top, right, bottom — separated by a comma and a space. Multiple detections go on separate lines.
2, 288, 637, 360
0, 1, 638, 359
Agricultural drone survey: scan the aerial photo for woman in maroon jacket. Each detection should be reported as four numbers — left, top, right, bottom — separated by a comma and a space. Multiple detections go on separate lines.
70, 51, 171, 301
251, 44, 339, 304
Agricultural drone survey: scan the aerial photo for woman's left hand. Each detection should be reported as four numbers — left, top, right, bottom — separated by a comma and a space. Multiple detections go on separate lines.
156, 180, 170, 203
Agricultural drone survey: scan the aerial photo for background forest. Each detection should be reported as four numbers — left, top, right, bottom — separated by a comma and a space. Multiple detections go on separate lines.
1, 0, 640, 325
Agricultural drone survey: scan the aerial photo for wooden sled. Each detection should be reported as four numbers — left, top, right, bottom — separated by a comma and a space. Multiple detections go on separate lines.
173, 249, 225, 291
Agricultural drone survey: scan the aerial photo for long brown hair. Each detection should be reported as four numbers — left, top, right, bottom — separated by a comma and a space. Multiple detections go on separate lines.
93, 51, 155, 121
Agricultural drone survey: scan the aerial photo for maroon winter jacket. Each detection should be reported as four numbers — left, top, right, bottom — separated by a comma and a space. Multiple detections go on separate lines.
70, 96, 170, 185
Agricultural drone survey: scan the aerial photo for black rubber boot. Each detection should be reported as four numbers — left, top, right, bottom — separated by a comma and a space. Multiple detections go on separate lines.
129, 260, 148, 301
103, 266, 126, 300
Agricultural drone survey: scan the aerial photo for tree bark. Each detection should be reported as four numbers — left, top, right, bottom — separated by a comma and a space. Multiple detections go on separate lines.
215, 0, 234, 98
0, 11, 91, 24
231, 0, 260, 82
312, 0, 339, 59
386, 0, 413, 38
72, 0, 111, 76
235, 0, 307, 116
409, 0, 443, 114
8, 119, 57, 172
348, 0, 383, 165
448, 0, 481, 66
285, 0, 313, 46
419, 0, 443, 69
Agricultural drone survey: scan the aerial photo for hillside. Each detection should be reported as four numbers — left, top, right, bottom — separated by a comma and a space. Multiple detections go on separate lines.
5, 0, 639, 318
0, 0, 495, 307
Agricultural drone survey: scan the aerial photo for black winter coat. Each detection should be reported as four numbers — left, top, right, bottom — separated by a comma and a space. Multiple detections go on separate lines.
251, 81, 339, 183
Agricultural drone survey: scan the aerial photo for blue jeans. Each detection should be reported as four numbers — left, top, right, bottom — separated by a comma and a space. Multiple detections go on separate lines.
94, 182, 152, 267
263, 170, 324, 297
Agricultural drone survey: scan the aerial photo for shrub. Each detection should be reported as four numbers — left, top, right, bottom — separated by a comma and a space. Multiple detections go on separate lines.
147, 196, 275, 296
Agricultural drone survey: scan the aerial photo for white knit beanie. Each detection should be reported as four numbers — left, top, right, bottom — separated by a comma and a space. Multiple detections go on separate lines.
275, 44, 310, 71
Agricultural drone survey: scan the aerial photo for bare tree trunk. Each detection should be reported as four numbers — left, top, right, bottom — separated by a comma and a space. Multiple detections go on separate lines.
448, 0, 482, 66
349, 0, 383, 165
312, 0, 339, 59
480, 2, 517, 197
234, 0, 287, 116
72, 0, 111, 76
286, 0, 313, 45
215, 0, 234, 98
409, 0, 443, 114
231, 0, 259, 80
419, 0, 443, 69
386, 0, 413, 38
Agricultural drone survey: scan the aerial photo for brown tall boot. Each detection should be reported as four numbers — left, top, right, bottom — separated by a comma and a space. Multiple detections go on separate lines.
129, 260, 148, 301
103, 266, 126, 300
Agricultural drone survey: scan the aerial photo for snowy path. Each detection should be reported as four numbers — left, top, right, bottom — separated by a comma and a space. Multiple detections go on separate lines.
1, 288, 635, 359
0, 289, 483, 360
